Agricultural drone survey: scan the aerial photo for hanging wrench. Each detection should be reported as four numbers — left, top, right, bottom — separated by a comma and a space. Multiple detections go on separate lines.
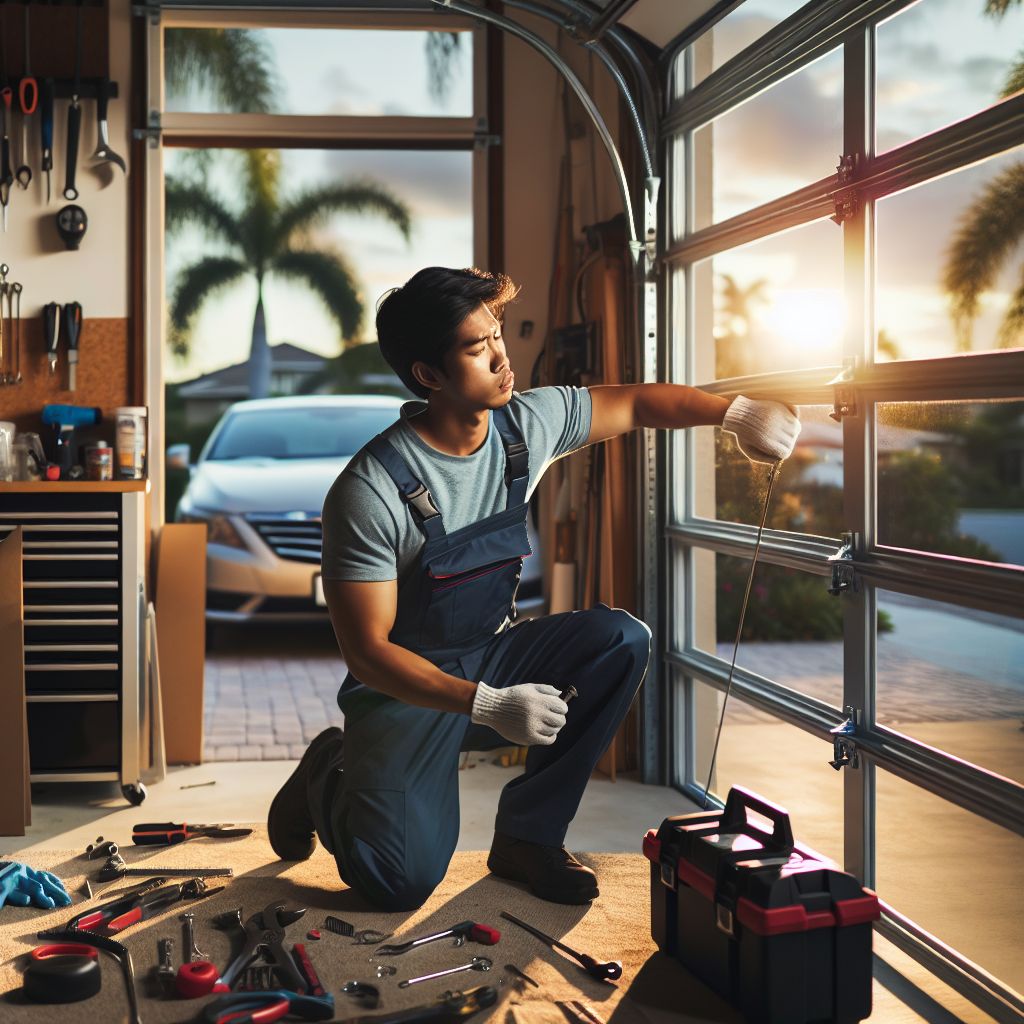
398, 955, 492, 989
181, 911, 207, 962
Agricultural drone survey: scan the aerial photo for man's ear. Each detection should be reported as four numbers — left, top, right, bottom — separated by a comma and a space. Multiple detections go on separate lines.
411, 360, 445, 394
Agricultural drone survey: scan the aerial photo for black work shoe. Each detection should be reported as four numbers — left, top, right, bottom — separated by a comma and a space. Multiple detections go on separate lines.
487, 831, 599, 904
268, 726, 343, 861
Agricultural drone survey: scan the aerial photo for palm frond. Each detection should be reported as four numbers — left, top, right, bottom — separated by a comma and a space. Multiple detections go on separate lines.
997, 272, 1024, 347
165, 178, 243, 247
164, 28, 277, 113
426, 32, 462, 103
274, 181, 412, 248
985, 0, 1022, 16
942, 161, 1024, 348
168, 256, 249, 357
271, 248, 363, 341
1001, 52, 1024, 98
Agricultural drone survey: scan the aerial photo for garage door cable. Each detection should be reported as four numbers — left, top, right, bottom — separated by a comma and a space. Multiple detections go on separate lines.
701, 462, 779, 810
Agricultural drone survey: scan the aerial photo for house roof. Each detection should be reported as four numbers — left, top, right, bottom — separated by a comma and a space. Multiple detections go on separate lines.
176, 343, 327, 400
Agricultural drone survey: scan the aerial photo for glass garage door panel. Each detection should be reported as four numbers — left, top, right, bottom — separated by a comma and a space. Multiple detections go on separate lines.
875, 0, 1024, 153
690, 553, 844, 704
165, 28, 474, 117
875, 146, 1024, 361
690, 48, 843, 230
690, 405, 843, 535
876, 590, 1024, 786
692, 219, 844, 379
876, 769, 1024, 994
876, 400, 1024, 566
692, 680, 844, 866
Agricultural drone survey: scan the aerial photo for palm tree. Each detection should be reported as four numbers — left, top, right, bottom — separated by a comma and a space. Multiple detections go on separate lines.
943, 0, 1024, 349
715, 274, 769, 377
165, 29, 276, 113
166, 148, 411, 398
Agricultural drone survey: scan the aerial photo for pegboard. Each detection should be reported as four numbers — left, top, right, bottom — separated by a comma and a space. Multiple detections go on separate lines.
0, 317, 135, 443
0, 2, 110, 84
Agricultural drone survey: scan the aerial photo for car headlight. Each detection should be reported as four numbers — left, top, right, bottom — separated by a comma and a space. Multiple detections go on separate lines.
179, 510, 247, 549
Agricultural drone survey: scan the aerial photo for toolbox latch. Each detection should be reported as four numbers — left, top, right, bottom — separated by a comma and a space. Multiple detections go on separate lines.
659, 861, 676, 890
715, 904, 735, 937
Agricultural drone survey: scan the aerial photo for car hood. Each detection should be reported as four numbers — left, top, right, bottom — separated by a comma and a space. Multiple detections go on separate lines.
185, 458, 349, 515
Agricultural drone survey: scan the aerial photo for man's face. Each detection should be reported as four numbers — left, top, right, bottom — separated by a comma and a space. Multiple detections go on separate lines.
415, 303, 515, 410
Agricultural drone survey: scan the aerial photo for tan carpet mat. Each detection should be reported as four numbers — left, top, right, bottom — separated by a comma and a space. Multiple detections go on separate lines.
0, 829, 739, 1023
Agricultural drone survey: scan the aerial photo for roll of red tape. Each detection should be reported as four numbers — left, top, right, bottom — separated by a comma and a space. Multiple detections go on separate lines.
175, 960, 222, 998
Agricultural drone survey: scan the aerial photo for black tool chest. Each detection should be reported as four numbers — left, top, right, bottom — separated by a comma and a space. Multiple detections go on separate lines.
0, 486, 146, 803
644, 787, 879, 1024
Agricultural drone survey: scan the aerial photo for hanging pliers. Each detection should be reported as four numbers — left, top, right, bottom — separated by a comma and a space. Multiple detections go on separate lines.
132, 821, 253, 846
219, 902, 308, 993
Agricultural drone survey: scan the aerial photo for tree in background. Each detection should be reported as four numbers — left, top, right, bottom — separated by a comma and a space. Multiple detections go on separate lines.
942, 0, 1024, 349
166, 149, 411, 399
715, 274, 769, 378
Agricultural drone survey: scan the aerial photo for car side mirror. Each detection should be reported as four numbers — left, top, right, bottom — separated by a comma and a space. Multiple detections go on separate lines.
167, 443, 192, 471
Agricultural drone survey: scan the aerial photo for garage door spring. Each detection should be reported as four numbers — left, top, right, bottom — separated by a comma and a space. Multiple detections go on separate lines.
701, 463, 779, 810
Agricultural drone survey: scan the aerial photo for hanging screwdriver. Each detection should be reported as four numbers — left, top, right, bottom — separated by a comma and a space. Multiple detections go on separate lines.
40, 78, 53, 204
62, 301, 82, 392
43, 301, 60, 376
1, 86, 13, 231
499, 911, 622, 981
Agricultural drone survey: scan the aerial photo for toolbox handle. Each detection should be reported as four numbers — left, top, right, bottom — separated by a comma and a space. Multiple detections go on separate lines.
721, 787, 795, 853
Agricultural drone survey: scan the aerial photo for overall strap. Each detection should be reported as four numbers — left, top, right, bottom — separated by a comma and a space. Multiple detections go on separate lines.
492, 405, 529, 509
366, 435, 446, 542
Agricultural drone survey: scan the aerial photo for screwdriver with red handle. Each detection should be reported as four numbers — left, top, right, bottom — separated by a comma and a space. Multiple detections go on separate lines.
132, 822, 253, 846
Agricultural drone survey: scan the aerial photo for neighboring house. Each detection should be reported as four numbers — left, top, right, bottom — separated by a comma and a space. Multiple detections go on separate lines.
177, 343, 327, 426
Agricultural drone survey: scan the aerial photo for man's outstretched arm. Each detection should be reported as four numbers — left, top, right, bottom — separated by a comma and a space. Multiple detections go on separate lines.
587, 384, 800, 463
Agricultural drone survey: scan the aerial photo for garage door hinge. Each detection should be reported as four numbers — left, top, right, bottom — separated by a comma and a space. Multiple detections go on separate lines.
474, 121, 501, 149
133, 111, 162, 148
829, 705, 860, 771
828, 358, 857, 422
827, 531, 858, 596
830, 153, 859, 225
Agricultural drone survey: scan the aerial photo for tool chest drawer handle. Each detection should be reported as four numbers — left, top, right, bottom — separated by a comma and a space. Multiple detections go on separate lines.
721, 787, 794, 853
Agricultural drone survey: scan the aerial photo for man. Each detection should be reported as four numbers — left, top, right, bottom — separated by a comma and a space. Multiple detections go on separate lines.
268, 266, 799, 911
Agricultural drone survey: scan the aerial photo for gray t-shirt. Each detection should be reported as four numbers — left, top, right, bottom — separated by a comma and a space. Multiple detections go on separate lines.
321, 386, 593, 585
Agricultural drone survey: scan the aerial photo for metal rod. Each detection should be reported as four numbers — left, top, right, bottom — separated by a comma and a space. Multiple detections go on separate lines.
701, 461, 778, 808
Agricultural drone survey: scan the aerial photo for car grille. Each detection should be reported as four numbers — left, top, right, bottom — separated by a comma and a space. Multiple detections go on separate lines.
246, 514, 322, 564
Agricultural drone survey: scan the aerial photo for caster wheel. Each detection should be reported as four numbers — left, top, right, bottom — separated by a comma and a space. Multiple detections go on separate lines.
121, 782, 147, 806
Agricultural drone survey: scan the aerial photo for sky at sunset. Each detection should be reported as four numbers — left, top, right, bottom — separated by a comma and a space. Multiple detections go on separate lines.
164, 0, 1024, 385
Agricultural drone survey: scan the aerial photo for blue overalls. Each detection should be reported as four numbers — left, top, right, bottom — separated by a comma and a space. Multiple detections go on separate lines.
308, 406, 652, 910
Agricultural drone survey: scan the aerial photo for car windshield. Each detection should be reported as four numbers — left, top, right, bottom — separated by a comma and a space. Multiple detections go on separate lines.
206, 406, 401, 460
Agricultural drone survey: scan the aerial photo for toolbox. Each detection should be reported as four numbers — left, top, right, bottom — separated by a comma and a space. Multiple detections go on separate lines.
643, 786, 879, 1024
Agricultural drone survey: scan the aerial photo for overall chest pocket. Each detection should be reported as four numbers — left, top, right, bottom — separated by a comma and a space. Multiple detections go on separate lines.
421, 515, 532, 647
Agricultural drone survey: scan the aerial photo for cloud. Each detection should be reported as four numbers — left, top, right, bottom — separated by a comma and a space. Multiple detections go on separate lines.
322, 150, 472, 220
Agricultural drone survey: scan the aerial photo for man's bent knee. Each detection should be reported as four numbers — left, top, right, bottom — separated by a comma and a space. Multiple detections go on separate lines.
340, 837, 444, 911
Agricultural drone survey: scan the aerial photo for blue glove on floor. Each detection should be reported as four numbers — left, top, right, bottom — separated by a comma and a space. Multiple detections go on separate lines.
0, 860, 72, 909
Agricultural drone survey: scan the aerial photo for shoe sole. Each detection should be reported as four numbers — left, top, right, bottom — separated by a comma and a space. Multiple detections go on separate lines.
487, 852, 599, 905
268, 727, 342, 861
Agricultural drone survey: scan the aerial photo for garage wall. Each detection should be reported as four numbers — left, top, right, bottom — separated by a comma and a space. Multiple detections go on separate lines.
1, 0, 134, 430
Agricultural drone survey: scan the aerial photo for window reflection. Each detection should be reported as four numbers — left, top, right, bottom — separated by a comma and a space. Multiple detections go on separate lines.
876, 401, 1024, 566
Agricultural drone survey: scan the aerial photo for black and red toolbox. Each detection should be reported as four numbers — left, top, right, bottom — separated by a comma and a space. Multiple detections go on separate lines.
643, 786, 880, 1023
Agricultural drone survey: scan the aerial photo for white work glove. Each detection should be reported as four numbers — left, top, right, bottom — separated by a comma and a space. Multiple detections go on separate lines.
722, 396, 801, 464
471, 681, 568, 747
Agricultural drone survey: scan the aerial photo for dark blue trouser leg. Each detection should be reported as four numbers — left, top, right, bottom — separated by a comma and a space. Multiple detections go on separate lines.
467, 603, 651, 847
308, 604, 651, 909
308, 701, 468, 911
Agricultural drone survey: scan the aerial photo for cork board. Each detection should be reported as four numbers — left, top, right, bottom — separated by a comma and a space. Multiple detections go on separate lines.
0, 316, 137, 441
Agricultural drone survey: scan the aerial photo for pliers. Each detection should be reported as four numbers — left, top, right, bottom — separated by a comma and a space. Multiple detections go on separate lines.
202, 990, 334, 1024
132, 821, 253, 845
220, 902, 308, 993
66, 878, 213, 935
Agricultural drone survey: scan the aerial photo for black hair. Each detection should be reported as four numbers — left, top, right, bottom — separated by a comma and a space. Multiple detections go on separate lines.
375, 267, 520, 398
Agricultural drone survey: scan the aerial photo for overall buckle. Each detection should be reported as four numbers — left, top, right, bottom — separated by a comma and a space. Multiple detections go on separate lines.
403, 484, 441, 521
504, 441, 528, 486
